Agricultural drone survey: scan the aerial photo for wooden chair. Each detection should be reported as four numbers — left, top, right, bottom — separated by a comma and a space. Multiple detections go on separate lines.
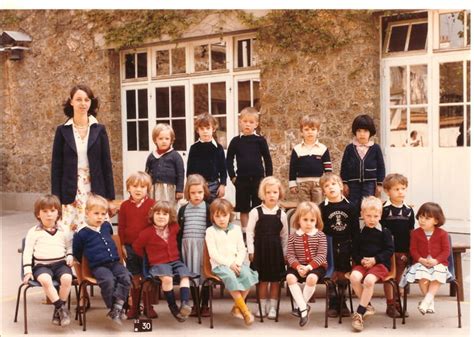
401, 234, 462, 328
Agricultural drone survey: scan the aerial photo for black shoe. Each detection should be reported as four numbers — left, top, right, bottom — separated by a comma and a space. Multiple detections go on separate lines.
58, 304, 71, 326
328, 306, 339, 318
52, 308, 60, 325
107, 307, 122, 325
299, 305, 311, 327
291, 308, 300, 317
169, 304, 186, 323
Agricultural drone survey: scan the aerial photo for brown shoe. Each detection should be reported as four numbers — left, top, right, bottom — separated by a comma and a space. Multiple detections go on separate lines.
386, 303, 400, 318
143, 290, 158, 319
200, 305, 211, 317
351, 313, 364, 332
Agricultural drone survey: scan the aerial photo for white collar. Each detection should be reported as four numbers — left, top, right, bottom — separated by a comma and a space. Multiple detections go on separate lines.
86, 224, 102, 232
152, 147, 174, 159
300, 139, 321, 147
239, 131, 259, 137
198, 138, 218, 147
324, 196, 349, 206
65, 115, 98, 126
261, 203, 279, 212
384, 199, 409, 208
296, 228, 318, 236
363, 223, 382, 231
352, 138, 374, 147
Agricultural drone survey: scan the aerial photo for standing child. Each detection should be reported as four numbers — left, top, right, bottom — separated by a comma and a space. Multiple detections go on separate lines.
319, 173, 359, 318
145, 123, 184, 205
118, 171, 156, 319
226, 107, 273, 229
246, 176, 288, 319
286, 201, 327, 327
349, 196, 394, 332
23, 195, 73, 326
340, 114, 385, 213
380, 173, 415, 318
289, 114, 333, 204
205, 198, 259, 325
133, 201, 194, 322
187, 113, 227, 202
73, 194, 131, 325
402, 202, 451, 315
178, 174, 212, 317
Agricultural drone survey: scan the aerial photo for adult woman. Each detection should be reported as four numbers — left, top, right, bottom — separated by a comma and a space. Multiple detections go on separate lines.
51, 84, 115, 231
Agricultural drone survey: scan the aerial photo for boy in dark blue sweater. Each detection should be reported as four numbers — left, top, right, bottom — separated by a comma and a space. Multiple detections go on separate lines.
73, 194, 131, 325
226, 107, 272, 229
186, 113, 227, 203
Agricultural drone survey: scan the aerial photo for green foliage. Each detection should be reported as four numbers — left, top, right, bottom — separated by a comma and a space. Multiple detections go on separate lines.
0, 11, 23, 28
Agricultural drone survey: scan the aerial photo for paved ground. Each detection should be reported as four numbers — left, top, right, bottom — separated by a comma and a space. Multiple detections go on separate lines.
0, 210, 470, 336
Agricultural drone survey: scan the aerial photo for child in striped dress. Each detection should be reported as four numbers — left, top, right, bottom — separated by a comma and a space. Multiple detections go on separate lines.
286, 201, 327, 327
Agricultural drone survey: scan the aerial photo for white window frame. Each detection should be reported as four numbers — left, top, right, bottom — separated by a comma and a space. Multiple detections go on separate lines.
233, 34, 259, 70
433, 10, 471, 52
383, 18, 428, 57
122, 48, 149, 82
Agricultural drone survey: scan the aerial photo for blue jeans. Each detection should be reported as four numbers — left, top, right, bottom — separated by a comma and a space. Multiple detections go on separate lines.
92, 261, 131, 308
347, 181, 376, 215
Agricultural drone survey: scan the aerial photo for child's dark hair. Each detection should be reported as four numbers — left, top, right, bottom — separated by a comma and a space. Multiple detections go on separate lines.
194, 113, 218, 131
209, 198, 234, 223
352, 114, 376, 137
416, 202, 445, 227
63, 84, 99, 118
34, 194, 62, 222
148, 200, 177, 225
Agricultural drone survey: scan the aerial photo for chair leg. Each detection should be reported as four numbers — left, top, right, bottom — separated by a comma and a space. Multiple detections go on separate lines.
23, 285, 31, 334
208, 281, 214, 329
190, 279, 201, 324
275, 279, 284, 322
256, 284, 263, 323
14, 284, 25, 323
389, 281, 397, 329
453, 281, 462, 328
324, 281, 331, 328
338, 282, 343, 324
347, 282, 353, 313
402, 285, 408, 325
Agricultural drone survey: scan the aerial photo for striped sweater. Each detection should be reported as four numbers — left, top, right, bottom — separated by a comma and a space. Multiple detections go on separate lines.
287, 229, 327, 270
289, 141, 332, 188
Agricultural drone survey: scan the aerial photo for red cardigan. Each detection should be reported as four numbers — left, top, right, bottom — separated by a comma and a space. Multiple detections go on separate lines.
410, 227, 450, 266
118, 197, 155, 245
132, 222, 180, 266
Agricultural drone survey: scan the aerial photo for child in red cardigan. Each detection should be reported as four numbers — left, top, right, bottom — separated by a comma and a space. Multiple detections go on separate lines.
402, 202, 451, 315
118, 171, 156, 319
133, 201, 194, 322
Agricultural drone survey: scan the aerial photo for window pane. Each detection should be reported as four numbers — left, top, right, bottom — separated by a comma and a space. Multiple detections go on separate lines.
439, 105, 463, 147
137, 53, 147, 78
388, 25, 408, 52
408, 23, 427, 50
467, 61, 471, 102
210, 82, 226, 115
125, 54, 135, 79
172, 119, 186, 151
138, 121, 149, 151
156, 87, 169, 119
440, 62, 463, 103
253, 80, 261, 110
389, 108, 407, 147
456, 106, 471, 147
156, 50, 170, 76
237, 39, 251, 67
390, 66, 407, 106
194, 45, 209, 72
126, 90, 136, 119
409, 107, 428, 147
410, 65, 427, 104
238, 81, 251, 112
138, 89, 148, 119
127, 121, 137, 151
211, 42, 226, 70
194, 83, 208, 115
171, 47, 186, 74
171, 86, 185, 118
215, 116, 227, 149
439, 12, 465, 49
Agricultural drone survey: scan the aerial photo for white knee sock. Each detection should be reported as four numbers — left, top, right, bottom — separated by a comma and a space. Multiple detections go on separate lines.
269, 298, 278, 309
424, 292, 434, 303
289, 284, 307, 316
303, 284, 316, 303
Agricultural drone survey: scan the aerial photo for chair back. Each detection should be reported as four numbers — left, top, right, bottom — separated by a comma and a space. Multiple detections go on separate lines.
382, 254, 397, 282
202, 241, 221, 282
447, 234, 456, 282
324, 236, 335, 278
19, 238, 27, 280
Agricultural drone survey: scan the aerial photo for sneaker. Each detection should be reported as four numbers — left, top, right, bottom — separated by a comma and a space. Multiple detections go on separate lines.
58, 305, 71, 326
231, 305, 244, 319
418, 300, 429, 315
254, 306, 267, 318
267, 307, 277, 320
363, 304, 375, 318
385, 303, 401, 318
169, 304, 186, 323
341, 301, 351, 317
426, 300, 435, 314
179, 303, 192, 319
52, 308, 60, 325
351, 312, 364, 332
107, 308, 122, 325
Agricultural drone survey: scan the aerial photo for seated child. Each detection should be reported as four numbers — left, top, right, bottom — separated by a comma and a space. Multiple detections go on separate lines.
286, 201, 327, 327
73, 194, 131, 325
350, 196, 394, 332
23, 194, 73, 326
205, 198, 259, 325
133, 201, 194, 322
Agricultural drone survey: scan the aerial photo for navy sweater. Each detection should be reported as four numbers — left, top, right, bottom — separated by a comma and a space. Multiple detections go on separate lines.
72, 222, 120, 269
352, 225, 394, 270
186, 141, 227, 185
380, 202, 415, 253
289, 143, 332, 185
226, 134, 273, 178
340, 143, 385, 184
145, 150, 185, 192
320, 198, 359, 245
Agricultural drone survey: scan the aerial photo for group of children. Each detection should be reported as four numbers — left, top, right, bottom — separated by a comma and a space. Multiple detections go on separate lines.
22, 108, 453, 332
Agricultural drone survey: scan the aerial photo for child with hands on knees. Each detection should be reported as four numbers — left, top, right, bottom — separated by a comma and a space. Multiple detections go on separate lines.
286, 201, 327, 327
401, 202, 451, 315
23, 195, 73, 326
118, 171, 156, 319
205, 198, 259, 325
246, 176, 288, 319
350, 196, 394, 332
145, 123, 184, 205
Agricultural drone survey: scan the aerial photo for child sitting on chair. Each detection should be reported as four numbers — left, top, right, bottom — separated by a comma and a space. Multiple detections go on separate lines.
23, 194, 73, 326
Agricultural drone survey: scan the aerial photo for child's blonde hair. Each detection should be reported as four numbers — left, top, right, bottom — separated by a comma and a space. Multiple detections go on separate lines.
239, 106, 260, 121
209, 198, 234, 223
258, 176, 285, 201
194, 113, 218, 131
148, 200, 177, 225
416, 202, 446, 227
300, 114, 321, 131
126, 171, 152, 193
291, 201, 324, 231
34, 194, 62, 222
184, 174, 210, 201
360, 196, 383, 213
319, 172, 343, 190
382, 173, 408, 191
86, 194, 109, 212
152, 123, 175, 146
